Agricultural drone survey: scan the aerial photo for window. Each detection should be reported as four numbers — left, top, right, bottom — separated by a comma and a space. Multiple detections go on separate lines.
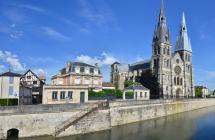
167, 60, 169, 68
94, 69, 98, 75
27, 76, 31, 79
60, 91, 65, 100
145, 92, 147, 98
93, 80, 98, 85
177, 77, 180, 85
75, 67, 80, 73
154, 59, 157, 68
9, 86, 13, 95
140, 92, 143, 98
75, 78, 80, 84
68, 91, 73, 99
85, 68, 90, 74
180, 78, 183, 85
52, 91, 58, 100
33, 81, 37, 85
84, 79, 90, 84
90, 68, 94, 73
163, 48, 166, 54
154, 47, 157, 55
167, 48, 170, 55
174, 77, 176, 85
80, 67, 85, 73
9, 77, 14, 84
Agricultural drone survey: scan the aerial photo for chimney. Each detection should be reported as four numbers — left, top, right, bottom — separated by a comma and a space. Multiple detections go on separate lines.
95, 63, 99, 68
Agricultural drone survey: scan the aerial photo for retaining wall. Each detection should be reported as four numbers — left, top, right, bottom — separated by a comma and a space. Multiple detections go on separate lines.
0, 99, 215, 139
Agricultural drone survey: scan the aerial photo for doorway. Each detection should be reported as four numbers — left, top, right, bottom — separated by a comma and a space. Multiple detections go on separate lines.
80, 92, 85, 103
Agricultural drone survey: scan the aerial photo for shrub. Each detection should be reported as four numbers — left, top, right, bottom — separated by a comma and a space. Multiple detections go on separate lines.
89, 89, 123, 99
0, 99, 18, 106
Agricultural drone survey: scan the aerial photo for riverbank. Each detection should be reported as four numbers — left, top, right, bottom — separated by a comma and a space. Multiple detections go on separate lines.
0, 99, 215, 139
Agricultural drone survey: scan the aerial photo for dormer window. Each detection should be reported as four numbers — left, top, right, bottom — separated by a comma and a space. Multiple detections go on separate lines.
75, 67, 80, 74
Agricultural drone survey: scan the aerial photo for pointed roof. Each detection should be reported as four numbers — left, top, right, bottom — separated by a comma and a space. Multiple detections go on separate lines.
0, 71, 22, 77
159, 0, 165, 19
175, 12, 192, 52
153, 0, 171, 44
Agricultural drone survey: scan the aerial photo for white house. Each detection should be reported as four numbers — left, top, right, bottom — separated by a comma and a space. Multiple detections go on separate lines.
0, 71, 22, 101
123, 85, 150, 100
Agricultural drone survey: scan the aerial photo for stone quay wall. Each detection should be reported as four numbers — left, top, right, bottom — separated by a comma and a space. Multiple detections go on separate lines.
0, 99, 215, 139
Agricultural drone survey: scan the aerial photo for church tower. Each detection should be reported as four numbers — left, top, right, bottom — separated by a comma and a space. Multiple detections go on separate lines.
175, 13, 194, 97
151, 0, 172, 98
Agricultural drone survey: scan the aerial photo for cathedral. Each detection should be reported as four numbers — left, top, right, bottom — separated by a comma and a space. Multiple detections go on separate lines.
110, 1, 195, 98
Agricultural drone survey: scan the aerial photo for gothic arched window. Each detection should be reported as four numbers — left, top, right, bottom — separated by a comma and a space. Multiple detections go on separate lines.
154, 47, 157, 55
180, 78, 183, 85
163, 48, 166, 54
177, 77, 180, 85
174, 77, 176, 85
158, 47, 160, 55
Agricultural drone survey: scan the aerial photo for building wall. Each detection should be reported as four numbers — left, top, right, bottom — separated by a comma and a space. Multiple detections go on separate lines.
19, 86, 32, 105
42, 85, 88, 104
0, 76, 20, 99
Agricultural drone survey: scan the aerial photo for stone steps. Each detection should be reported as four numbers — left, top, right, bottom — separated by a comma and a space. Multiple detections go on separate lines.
53, 104, 98, 136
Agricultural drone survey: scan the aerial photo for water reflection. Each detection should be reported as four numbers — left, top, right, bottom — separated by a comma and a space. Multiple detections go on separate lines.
20, 107, 215, 140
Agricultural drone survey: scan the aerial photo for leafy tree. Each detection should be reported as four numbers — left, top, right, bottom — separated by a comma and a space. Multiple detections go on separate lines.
195, 87, 203, 98
124, 80, 141, 88
135, 70, 160, 99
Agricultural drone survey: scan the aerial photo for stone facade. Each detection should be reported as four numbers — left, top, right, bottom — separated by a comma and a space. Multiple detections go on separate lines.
52, 62, 103, 91
42, 85, 89, 104
111, 2, 195, 98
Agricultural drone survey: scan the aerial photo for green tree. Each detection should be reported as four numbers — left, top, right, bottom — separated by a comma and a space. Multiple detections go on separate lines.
195, 87, 203, 98
124, 80, 141, 88
135, 70, 160, 99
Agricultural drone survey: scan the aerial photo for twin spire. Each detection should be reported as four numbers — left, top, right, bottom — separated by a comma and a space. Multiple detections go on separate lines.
153, 0, 192, 52
153, 0, 170, 44
176, 12, 192, 52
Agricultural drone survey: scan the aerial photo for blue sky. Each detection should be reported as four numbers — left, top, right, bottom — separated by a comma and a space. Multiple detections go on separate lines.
0, 0, 215, 90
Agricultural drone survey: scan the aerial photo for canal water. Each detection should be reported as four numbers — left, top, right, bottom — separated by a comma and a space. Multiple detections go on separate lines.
21, 106, 215, 140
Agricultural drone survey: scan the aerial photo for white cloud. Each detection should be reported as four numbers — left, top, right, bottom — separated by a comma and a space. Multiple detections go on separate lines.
195, 68, 215, 90
4, 9, 26, 23
9, 30, 24, 39
76, 52, 118, 67
17, 4, 47, 14
78, 0, 119, 31
33, 68, 48, 76
41, 26, 70, 40
0, 51, 25, 72
0, 23, 24, 39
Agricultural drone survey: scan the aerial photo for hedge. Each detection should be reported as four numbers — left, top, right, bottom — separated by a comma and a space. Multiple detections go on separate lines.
89, 89, 123, 99
0, 98, 18, 106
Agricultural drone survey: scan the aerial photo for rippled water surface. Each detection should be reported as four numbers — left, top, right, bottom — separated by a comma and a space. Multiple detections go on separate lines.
20, 106, 215, 140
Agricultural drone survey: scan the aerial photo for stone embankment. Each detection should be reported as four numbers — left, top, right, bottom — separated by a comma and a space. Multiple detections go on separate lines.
0, 99, 215, 139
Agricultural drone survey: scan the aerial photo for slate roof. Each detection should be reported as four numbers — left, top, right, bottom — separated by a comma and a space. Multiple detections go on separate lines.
124, 85, 149, 91
59, 62, 101, 75
0, 71, 22, 77
117, 64, 129, 72
175, 13, 192, 52
129, 60, 151, 71
152, 0, 171, 44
